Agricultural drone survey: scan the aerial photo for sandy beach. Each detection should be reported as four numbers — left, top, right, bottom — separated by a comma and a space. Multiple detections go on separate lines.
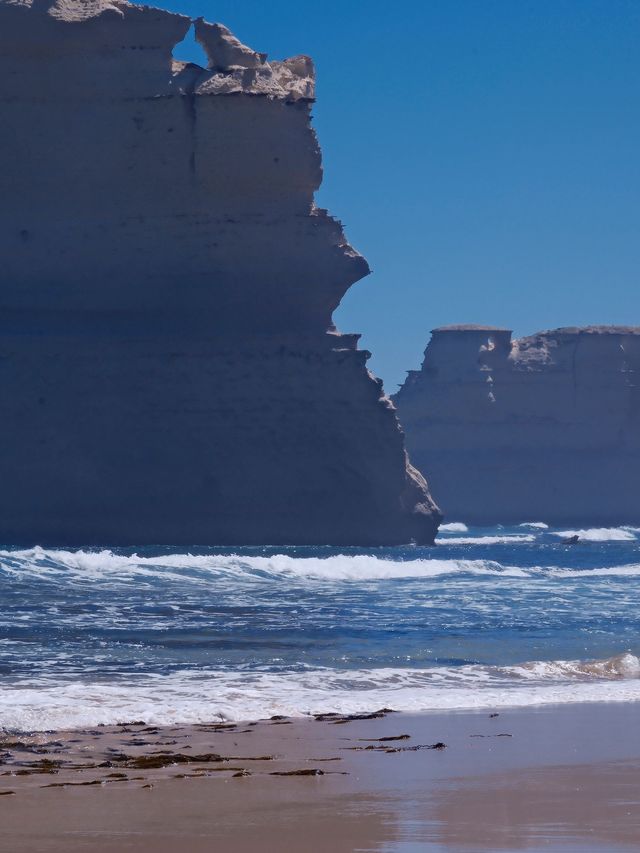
1, 701, 639, 852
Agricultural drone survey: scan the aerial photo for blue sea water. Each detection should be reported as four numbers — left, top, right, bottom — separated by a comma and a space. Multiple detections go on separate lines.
1, 523, 639, 731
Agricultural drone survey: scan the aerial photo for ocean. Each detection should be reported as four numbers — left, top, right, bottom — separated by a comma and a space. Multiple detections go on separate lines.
1, 523, 639, 731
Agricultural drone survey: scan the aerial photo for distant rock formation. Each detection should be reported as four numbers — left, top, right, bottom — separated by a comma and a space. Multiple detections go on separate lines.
0, 0, 440, 545
394, 325, 640, 526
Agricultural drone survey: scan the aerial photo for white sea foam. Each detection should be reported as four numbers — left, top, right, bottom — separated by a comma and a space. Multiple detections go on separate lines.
519, 522, 549, 529
439, 522, 469, 533
436, 535, 536, 545
551, 527, 638, 542
3, 654, 640, 731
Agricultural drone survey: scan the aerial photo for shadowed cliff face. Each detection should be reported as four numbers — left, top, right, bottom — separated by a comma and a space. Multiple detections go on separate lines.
0, 0, 441, 545
394, 325, 640, 526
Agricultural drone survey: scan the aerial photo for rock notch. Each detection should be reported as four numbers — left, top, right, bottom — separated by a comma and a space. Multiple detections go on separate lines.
394, 325, 640, 526
0, 0, 440, 545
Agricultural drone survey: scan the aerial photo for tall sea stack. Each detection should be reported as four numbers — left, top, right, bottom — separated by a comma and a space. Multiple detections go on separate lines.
0, 0, 440, 545
394, 325, 640, 526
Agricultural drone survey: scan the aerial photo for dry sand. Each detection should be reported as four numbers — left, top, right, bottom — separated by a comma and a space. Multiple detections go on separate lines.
1, 701, 639, 852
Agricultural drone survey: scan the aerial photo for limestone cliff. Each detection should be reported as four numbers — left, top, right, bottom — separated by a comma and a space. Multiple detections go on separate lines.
394, 325, 640, 526
0, 0, 441, 545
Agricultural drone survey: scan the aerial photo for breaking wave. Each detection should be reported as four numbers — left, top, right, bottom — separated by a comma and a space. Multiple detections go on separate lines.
550, 527, 638, 542
3, 653, 640, 731
514, 653, 640, 680
2, 547, 640, 585
0, 547, 529, 583
436, 535, 535, 545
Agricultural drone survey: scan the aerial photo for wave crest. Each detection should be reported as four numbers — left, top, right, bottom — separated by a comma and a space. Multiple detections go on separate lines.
512, 653, 640, 680
0, 547, 527, 583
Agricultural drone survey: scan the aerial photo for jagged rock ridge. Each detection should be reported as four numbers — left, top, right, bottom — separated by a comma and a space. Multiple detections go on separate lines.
394, 325, 640, 526
0, 0, 440, 545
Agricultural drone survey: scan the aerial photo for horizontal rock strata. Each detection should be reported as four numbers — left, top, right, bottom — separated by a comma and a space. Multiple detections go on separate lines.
394, 325, 640, 526
0, 0, 440, 545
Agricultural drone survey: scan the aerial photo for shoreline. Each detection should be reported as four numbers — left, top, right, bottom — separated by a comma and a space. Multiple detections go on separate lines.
2, 701, 640, 851
5, 650, 640, 733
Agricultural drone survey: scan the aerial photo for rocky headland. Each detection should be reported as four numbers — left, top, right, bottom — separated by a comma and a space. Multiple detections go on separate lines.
0, 0, 440, 545
394, 325, 640, 526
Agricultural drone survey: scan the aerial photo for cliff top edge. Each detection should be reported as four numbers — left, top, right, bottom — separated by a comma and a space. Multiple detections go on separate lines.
0, 0, 315, 101
431, 324, 512, 333
533, 325, 640, 337
430, 324, 639, 337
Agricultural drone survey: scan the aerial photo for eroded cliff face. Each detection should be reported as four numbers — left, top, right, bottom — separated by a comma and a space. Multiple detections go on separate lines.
394, 325, 640, 526
0, 0, 440, 545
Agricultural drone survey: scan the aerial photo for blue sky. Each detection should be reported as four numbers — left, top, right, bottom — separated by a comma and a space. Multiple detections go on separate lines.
161, 0, 639, 390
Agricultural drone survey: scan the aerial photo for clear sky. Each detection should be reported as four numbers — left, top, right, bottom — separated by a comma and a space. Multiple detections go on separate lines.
159, 0, 639, 390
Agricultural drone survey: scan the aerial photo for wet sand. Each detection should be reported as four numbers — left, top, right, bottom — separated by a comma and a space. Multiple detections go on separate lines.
1, 701, 640, 852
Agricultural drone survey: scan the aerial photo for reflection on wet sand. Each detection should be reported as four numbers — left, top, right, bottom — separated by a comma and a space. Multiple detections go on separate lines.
429, 760, 640, 851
